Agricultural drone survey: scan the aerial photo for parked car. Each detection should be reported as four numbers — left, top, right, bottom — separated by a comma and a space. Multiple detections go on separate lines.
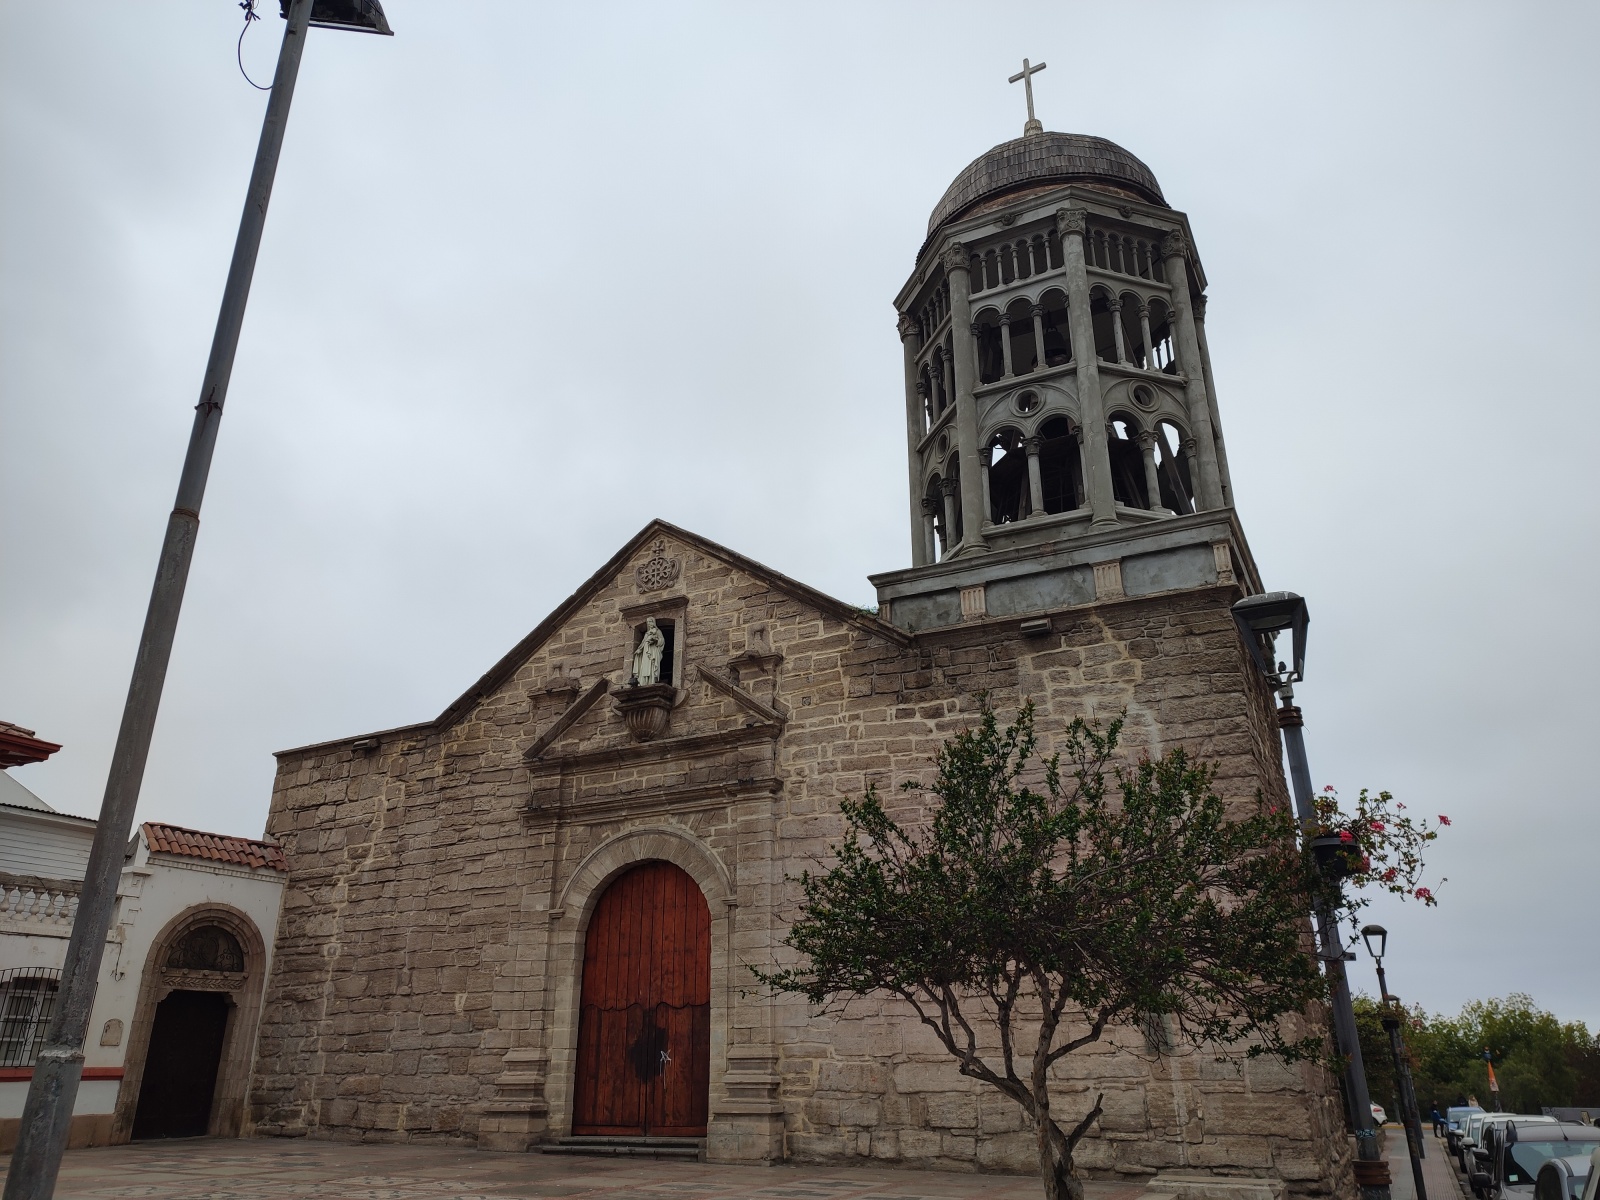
1535, 1145, 1600, 1200
1478, 1123, 1600, 1200
1452, 1106, 1488, 1155
1464, 1114, 1560, 1183
1461, 1112, 1504, 1173
1373, 1103, 1389, 1126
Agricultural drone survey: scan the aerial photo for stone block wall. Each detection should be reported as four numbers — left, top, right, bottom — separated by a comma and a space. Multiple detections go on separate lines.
247, 527, 1351, 1197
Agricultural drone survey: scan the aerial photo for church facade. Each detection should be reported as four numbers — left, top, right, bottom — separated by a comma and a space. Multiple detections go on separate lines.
247, 122, 1354, 1196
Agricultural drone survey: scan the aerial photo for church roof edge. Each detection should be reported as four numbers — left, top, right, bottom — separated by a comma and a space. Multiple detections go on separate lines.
273, 519, 912, 761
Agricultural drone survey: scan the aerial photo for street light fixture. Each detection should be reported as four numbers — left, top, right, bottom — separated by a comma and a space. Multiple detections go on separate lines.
1362, 925, 1429, 1200
2, 3, 390, 1197
1362, 923, 1388, 964
1230, 589, 1309, 686
279, 0, 393, 35
1230, 591, 1391, 1200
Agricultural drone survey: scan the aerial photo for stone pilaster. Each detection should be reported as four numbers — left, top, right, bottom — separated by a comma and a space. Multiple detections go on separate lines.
1056, 208, 1117, 529
942, 243, 988, 554
1161, 230, 1224, 510
1193, 293, 1234, 507
899, 312, 929, 565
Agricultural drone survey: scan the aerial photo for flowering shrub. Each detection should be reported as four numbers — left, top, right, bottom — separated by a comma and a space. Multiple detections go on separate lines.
1314, 786, 1447, 924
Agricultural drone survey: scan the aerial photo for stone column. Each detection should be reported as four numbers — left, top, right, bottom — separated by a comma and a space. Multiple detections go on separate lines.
1138, 303, 1155, 372
1030, 304, 1047, 368
978, 445, 994, 527
1137, 430, 1164, 512
1192, 293, 1234, 506
1056, 208, 1117, 529
939, 478, 959, 558
942, 344, 955, 407
999, 316, 1014, 378
943, 244, 987, 554
1024, 436, 1045, 517
1161, 230, 1224, 510
921, 497, 937, 564
898, 313, 928, 565
1109, 298, 1127, 364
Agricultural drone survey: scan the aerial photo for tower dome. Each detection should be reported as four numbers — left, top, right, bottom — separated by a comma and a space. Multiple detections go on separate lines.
926, 132, 1166, 242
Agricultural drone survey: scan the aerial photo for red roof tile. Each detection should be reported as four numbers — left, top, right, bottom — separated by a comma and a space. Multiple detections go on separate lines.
141, 822, 288, 873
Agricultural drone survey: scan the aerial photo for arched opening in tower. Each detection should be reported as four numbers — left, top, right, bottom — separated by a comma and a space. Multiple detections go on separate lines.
973, 311, 1004, 384
1108, 417, 1151, 508
1005, 299, 1037, 376
1155, 420, 1195, 514
1039, 289, 1071, 367
1036, 417, 1084, 515
1089, 288, 1119, 363
987, 429, 1029, 524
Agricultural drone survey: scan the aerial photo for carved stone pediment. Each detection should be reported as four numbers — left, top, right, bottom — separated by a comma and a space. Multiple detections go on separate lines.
521, 665, 788, 824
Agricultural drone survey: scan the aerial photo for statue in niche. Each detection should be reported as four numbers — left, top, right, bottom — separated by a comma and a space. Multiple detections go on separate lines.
631, 618, 667, 686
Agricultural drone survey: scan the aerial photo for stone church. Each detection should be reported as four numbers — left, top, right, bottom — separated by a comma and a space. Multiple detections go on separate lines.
247, 116, 1353, 1196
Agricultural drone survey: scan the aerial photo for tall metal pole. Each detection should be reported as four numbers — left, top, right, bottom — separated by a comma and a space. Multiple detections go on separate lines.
3, 4, 314, 1195
1375, 961, 1429, 1200
1275, 683, 1391, 1200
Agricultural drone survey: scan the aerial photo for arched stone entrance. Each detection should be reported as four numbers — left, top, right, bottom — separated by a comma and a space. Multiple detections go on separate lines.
113, 906, 266, 1142
571, 861, 710, 1137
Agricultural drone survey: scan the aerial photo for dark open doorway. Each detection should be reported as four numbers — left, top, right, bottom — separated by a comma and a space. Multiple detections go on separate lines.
131, 989, 230, 1139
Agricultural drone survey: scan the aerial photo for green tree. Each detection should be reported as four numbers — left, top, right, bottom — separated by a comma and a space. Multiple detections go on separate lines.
755, 700, 1335, 1200
1354, 994, 1600, 1116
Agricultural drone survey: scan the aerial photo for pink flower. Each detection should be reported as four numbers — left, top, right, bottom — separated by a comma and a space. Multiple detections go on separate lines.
1323, 785, 1336, 792
1414, 887, 1433, 901
1339, 830, 1354, 843
1370, 820, 1385, 832
1396, 802, 1406, 810
1438, 815, 1451, 826
1381, 868, 1398, 883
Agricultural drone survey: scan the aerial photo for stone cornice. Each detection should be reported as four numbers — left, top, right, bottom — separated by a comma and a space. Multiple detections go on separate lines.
525, 721, 782, 777
526, 775, 782, 824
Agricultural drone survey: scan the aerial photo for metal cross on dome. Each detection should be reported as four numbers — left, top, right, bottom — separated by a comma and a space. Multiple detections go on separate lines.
1009, 57, 1047, 135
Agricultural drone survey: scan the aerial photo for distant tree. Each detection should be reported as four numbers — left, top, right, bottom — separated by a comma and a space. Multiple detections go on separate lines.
755, 699, 1342, 1200
1355, 993, 1600, 1114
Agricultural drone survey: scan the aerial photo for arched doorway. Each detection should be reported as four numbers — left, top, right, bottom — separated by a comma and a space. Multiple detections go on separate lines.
129, 923, 246, 1140
571, 860, 710, 1136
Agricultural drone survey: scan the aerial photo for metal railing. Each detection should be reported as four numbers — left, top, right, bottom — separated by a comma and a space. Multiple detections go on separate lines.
0, 967, 62, 1068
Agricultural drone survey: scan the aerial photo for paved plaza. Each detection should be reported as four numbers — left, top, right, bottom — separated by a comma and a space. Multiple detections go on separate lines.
2, 1139, 1149, 1200
0, 1126, 1467, 1199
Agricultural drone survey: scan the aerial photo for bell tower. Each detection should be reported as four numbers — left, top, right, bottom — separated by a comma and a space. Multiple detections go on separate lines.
872, 93, 1254, 631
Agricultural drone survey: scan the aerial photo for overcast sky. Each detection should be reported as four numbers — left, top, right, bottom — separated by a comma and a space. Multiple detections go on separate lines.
3, 3, 1597, 1029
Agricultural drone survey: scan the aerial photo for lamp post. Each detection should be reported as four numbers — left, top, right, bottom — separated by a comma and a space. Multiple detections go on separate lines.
1364, 924, 1429, 1200
1231, 592, 1390, 1200
2, 3, 390, 1197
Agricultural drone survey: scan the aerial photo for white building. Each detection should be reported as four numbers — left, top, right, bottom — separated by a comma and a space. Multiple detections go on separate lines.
1, 722, 286, 1149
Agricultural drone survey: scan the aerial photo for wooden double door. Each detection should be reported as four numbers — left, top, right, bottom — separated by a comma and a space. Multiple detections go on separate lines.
572, 861, 711, 1136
